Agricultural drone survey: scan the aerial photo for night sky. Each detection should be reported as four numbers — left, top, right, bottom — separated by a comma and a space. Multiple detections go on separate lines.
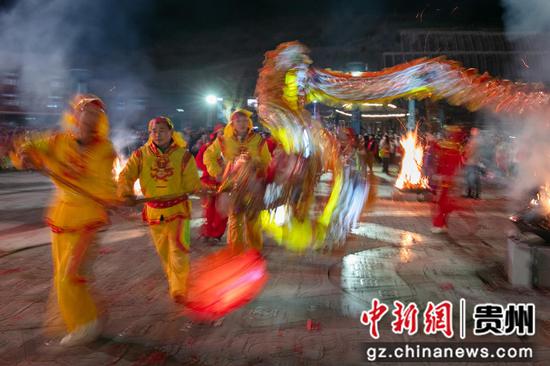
143, 0, 505, 36
140, 0, 506, 118
0, 0, 506, 68
0, 0, 508, 123
143, 0, 506, 63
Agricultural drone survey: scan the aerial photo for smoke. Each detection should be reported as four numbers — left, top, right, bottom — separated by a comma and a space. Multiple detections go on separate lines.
498, 0, 550, 198
0, 0, 78, 106
477, 112, 550, 200
502, 0, 550, 34
513, 114, 550, 193
502, 0, 550, 83
0, 0, 153, 150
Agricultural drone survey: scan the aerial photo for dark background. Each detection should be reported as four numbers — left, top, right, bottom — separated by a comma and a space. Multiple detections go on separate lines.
0, 0, 513, 127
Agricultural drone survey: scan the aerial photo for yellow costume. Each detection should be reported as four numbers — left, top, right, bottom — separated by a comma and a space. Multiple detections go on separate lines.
11, 96, 117, 336
118, 118, 200, 300
203, 110, 271, 252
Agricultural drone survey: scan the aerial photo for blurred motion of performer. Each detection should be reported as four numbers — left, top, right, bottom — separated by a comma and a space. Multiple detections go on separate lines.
118, 117, 201, 303
340, 128, 365, 170
203, 109, 271, 253
423, 133, 438, 192
379, 134, 391, 174
195, 124, 227, 243
10, 95, 117, 346
464, 127, 483, 199
364, 134, 377, 174
431, 126, 464, 233
261, 130, 278, 156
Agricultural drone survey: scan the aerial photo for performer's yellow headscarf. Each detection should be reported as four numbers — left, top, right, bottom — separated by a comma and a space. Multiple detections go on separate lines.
63, 94, 110, 141
223, 109, 254, 138
10, 94, 109, 169
147, 116, 187, 148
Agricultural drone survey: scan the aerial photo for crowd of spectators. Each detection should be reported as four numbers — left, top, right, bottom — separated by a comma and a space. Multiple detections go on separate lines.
0, 120, 521, 188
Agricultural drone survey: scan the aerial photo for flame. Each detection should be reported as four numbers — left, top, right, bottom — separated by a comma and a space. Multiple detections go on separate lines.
533, 184, 550, 214
113, 156, 142, 197
394, 131, 430, 191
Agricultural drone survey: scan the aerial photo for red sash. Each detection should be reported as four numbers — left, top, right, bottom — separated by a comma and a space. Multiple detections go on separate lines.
145, 195, 188, 209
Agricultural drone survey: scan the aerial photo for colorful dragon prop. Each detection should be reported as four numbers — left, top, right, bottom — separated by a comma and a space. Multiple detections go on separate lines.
253, 41, 550, 252
255, 42, 368, 251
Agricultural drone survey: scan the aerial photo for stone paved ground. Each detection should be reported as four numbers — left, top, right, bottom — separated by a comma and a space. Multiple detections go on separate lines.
1, 169, 550, 365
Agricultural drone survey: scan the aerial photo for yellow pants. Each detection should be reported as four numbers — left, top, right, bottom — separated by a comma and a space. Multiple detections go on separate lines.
51, 230, 98, 332
149, 218, 190, 299
227, 211, 263, 253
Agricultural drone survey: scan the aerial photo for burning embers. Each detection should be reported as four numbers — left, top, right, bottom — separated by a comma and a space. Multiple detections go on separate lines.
113, 156, 142, 196
510, 185, 550, 242
394, 131, 430, 192
531, 184, 550, 214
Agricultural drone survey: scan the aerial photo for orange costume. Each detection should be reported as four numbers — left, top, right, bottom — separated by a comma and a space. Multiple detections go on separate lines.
203, 110, 271, 252
118, 117, 201, 301
11, 95, 117, 343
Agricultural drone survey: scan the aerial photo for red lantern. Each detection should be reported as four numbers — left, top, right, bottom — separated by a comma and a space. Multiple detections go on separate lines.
184, 248, 268, 320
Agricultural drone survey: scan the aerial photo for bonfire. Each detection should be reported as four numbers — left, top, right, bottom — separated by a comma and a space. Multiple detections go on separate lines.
532, 184, 550, 213
394, 130, 430, 192
510, 184, 550, 242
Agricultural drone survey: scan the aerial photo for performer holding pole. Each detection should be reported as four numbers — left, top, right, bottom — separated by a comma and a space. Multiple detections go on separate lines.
203, 110, 271, 253
10, 95, 118, 346
118, 117, 201, 303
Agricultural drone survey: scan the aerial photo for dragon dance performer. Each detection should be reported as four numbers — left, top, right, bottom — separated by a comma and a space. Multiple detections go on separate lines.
431, 126, 465, 233
10, 95, 118, 346
118, 117, 201, 303
195, 124, 227, 242
204, 109, 271, 253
